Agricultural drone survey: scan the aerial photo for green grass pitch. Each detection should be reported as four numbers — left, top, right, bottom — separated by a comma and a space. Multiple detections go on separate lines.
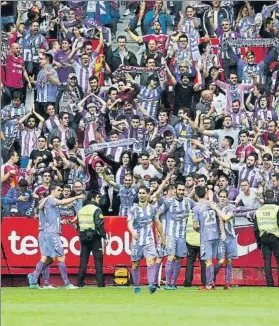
2, 287, 278, 326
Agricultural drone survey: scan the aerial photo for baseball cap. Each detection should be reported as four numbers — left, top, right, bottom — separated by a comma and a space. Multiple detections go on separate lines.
68, 73, 77, 79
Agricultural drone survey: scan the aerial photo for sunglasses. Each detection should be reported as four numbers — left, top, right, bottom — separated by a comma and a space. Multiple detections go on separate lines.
219, 196, 227, 198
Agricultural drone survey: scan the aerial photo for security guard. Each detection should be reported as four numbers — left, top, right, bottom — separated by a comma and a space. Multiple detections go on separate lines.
76, 191, 107, 287
183, 210, 206, 287
254, 190, 279, 287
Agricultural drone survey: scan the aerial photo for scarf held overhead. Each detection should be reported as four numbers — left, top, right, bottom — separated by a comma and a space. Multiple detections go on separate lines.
113, 65, 167, 84
84, 138, 137, 157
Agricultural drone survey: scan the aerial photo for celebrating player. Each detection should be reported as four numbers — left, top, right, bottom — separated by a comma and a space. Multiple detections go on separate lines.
127, 186, 166, 294
210, 190, 238, 289
156, 182, 195, 290
27, 184, 85, 289
193, 186, 226, 290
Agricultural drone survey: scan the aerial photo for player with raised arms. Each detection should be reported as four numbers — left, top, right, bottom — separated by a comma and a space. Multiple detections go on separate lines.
156, 182, 195, 290
193, 186, 226, 290
127, 185, 166, 294
210, 190, 238, 289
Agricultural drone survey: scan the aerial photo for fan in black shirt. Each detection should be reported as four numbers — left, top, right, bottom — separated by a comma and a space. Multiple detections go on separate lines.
166, 65, 202, 116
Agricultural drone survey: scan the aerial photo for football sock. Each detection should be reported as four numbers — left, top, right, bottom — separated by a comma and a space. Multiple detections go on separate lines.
165, 261, 174, 285
42, 266, 50, 286
214, 262, 223, 280
171, 262, 181, 285
58, 262, 70, 286
225, 264, 232, 284
206, 264, 214, 287
153, 262, 161, 285
33, 261, 47, 282
131, 268, 140, 287
147, 265, 156, 285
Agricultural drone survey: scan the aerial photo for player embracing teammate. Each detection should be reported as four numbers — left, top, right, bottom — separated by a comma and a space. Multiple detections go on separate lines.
127, 183, 237, 292
193, 186, 237, 290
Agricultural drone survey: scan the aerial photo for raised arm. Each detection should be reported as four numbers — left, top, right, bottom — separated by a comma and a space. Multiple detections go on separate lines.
56, 194, 85, 206
213, 157, 231, 169
94, 27, 104, 54
193, 67, 202, 91
165, 62, 177, 86
252, 131, 266, 152
102, 170, 117, 188
32, 106, 45, 129
126, 26, 142, 43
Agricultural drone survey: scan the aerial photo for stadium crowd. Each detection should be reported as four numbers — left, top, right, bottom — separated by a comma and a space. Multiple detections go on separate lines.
1, 0, 279, 289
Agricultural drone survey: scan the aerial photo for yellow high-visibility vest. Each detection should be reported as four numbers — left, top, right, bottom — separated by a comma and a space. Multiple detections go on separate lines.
78, 204, 97, 231
186, 211, 200, 247
256, 204, 279, 238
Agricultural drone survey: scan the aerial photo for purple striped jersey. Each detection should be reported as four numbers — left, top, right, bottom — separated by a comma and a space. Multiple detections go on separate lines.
71, 60, 95, 94
218, 203, 236, 238
1, 104, 27, 139
116, 184, 139, 216
138, 85, 162, 119
159, 197, 195, 238
193, 200, 220, 241
36, 66, 59, 103
127, 203, 157, 246
231, 163, 263, 189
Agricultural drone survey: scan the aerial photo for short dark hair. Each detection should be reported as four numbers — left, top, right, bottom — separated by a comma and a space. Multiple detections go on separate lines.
89, 75, 99, 83
12, 91, 22, 101
264, 189, 275, 201
44, 53, 53, 64
247, 152, 258, 161
138, 185, 149, 193
175, 182, 185, 189
50, 183, 61, 192
195, 186, 207, 199
239, 130, 249, 137
117, 35, 127, 42
58, 112, 69, 120
272, 173, 279, 181
198, 174, 207, 182
232, 99, 240, 105
51, 136, 61, 143
224, 136, 234, 148
108, 87, 118, 95
139, 151, 149, 158
147, 74, 159, 85
49, 40, 58, 50
19, 179, 28, 188
178, 34, 188, 42
66, 137, 77, 150
38, 135, 47, 141
219, 189, 228, 197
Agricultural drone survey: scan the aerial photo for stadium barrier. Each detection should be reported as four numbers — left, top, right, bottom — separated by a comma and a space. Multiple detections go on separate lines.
1, 217, 277, 286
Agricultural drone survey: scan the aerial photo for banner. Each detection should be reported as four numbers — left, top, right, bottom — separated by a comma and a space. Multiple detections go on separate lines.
84, 138, 137, 157
1, 217, 276, 271
1, 32, 9, 66
113, 65, 167, 85
222, 38, 279, 49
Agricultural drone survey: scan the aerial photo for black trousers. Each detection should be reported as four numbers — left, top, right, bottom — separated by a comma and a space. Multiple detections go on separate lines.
261, 233, 279, 287
77, 235, 105, 287
184, 243, 206, 286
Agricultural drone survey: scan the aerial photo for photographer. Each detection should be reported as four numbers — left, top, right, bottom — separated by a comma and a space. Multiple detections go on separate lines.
2, 179, 34, 217
73, 191, 107, 288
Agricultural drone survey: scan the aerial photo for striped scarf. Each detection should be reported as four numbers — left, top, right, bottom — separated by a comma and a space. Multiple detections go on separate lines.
113, 65, 167, 84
